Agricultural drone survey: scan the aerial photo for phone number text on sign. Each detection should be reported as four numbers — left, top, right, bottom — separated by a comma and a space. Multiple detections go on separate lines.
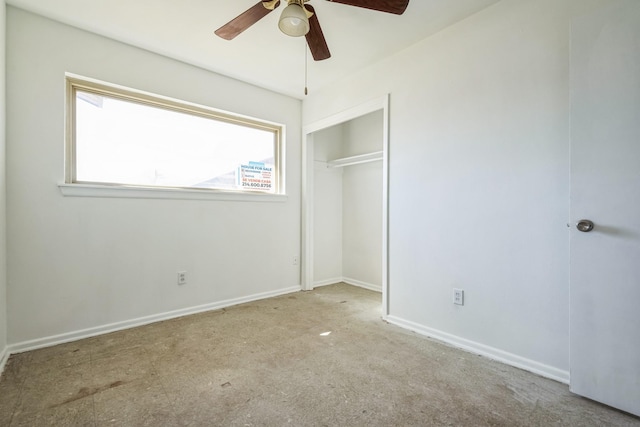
238, 161, 273, 191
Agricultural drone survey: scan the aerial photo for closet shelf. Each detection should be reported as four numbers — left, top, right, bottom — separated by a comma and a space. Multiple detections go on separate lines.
326, 151, 383, 168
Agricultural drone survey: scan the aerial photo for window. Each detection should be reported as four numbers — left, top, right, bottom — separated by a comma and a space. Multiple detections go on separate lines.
64, 76, 283, 197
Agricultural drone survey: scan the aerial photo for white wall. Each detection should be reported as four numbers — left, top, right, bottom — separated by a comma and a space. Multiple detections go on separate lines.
313, 126, 343, 284
304, 0, 608, 380
341, 112, 383, 288
0, 2, 8, 359
6, 7, 302, 346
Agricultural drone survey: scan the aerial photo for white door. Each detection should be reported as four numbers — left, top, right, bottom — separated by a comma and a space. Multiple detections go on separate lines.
570, 0, 640, 416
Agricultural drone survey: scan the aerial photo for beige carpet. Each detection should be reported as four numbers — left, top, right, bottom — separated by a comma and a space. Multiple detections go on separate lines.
0, 283, 638, 426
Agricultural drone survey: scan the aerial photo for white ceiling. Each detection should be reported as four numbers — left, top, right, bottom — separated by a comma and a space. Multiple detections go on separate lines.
7, 0, 500, 99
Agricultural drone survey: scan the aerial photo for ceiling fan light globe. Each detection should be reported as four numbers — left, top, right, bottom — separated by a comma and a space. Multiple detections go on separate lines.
278, 3, 310, 37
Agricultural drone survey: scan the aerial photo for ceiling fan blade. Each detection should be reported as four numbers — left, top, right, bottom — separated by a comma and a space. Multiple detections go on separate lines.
305, 5, 331, 61
327, 0, 409, 15
215, 1, 281, 40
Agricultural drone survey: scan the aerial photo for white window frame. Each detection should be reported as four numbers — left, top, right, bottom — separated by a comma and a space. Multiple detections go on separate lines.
59, 74, 287, 202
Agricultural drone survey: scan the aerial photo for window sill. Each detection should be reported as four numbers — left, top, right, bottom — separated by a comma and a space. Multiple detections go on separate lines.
58, 183, 288, 202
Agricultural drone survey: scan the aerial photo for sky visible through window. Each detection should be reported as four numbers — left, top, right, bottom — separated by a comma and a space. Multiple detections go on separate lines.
75, 92, 275, 191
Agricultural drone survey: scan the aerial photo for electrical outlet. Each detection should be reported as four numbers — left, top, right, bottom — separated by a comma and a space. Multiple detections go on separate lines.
453, 288, 464, 305
293, 256, 299, 266
177, 271, 187, 285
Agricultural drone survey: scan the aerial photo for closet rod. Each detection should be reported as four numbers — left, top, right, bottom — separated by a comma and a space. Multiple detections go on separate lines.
327, 151, 383, 168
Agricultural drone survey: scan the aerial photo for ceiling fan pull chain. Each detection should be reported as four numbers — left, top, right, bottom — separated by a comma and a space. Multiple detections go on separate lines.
304, 40, 309, 96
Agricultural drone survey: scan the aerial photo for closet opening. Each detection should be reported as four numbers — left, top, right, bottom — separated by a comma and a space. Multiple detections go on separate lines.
301, 95, 389, 318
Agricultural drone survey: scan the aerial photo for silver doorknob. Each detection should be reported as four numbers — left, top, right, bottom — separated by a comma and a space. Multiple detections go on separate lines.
576, 219, 594, 232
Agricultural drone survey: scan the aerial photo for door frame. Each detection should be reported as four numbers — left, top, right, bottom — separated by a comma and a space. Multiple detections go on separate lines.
301, 95, 390, 318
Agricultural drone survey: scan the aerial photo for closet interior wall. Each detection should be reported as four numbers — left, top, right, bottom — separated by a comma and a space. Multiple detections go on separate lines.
313, 111, 383, 292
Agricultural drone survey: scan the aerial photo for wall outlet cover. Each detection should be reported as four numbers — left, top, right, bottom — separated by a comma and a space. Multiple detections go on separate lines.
453, 288, 464, 305
178, 271, 187, 285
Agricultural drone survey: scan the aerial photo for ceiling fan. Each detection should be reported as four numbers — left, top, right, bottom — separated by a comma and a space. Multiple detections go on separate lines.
215, 0, 410, 61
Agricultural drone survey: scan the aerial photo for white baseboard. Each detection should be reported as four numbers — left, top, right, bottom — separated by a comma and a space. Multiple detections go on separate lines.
8, 285, 300, 355
342, 277, 382, 292
314, 277, 382, 293
386, 315, 570, 384
313, 277, 343, 287
0, 345, 9, 378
